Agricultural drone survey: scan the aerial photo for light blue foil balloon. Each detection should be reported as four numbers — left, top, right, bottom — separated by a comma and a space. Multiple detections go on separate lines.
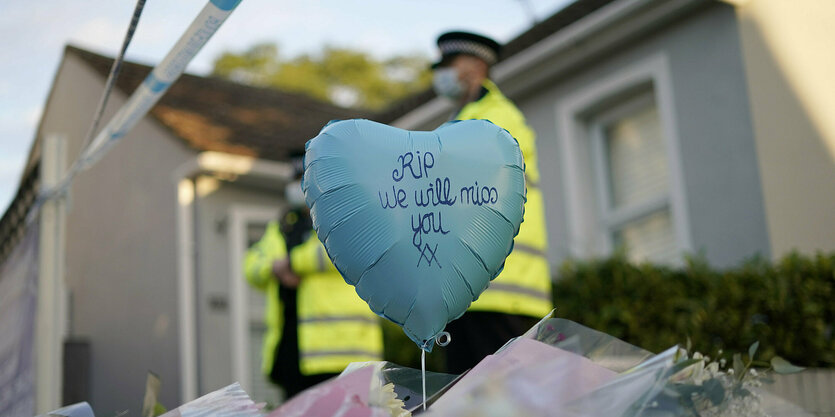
303, 119, 526, 351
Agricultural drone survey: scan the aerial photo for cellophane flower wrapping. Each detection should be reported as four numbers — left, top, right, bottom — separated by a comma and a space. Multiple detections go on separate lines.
158, 382, 263, 417
424, 312, 656, 416
267, 361, 454, 417
422, 311, 814, 417
36, 402, 95, 417
265, 311, 815, 417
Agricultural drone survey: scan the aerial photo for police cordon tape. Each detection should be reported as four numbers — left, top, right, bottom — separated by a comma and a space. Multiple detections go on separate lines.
39, 0, 243, 203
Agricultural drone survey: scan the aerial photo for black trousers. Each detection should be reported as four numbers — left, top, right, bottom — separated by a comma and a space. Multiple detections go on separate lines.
444, 311, 539, 374
270, 211, 339, 398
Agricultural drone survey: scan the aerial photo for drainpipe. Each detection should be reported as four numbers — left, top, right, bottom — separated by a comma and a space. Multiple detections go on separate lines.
36, 134, 68, 413
175, 176, 199, 402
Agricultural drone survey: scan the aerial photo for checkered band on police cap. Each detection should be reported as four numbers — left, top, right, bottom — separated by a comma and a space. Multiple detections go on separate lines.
439, 39, 497, 65
434, 31, 501, 67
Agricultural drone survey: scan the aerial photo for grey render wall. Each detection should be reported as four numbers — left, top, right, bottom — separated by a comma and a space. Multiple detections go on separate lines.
37, 53, 196, 413
515, 2, 769, 268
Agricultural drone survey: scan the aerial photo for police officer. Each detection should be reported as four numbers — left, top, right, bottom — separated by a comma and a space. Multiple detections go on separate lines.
244, 160, 383, 398
432, 31, 553, 373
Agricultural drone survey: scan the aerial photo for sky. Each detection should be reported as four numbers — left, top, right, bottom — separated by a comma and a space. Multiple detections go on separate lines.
0, 0, 573, 215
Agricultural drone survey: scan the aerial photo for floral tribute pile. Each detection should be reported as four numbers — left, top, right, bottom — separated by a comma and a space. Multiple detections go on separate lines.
42, 313, 809, 417
265, 312, 809, 417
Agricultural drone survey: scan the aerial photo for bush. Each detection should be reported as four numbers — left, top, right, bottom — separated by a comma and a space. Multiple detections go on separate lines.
553, 251, 835, 367
382, 251, 834, 370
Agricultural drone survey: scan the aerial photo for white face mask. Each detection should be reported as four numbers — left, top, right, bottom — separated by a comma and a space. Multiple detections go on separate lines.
432, 67, 464, 99
285, 180, 306, 207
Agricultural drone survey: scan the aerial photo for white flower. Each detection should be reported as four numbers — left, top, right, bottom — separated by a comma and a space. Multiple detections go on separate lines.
705, 362, 720, 378
371, 383, 410, 417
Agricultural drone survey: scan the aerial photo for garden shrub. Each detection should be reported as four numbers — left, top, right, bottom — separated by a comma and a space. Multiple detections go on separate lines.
383, 251, 834, 370
553, 251, 834, 367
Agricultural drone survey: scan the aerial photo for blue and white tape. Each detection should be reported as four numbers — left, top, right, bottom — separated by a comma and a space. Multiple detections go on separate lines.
75, 0, 242, 171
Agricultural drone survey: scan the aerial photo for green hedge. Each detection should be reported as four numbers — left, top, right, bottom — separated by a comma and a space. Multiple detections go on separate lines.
553, 251, 835, 367
382, 251, 835, 370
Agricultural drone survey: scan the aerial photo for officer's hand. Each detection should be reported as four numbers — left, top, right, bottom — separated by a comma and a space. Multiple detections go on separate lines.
272, 258, 300, 288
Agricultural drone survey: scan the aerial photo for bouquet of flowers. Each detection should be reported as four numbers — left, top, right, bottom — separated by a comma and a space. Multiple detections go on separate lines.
422, 311, 810, 417
40, 313, 811, 417
647, 340, 808, 417
266, 361, 458, 417
263, 311, 811, 417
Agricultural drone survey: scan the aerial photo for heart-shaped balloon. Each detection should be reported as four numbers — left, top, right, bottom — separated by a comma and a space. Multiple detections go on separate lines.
303, 119, 526, 351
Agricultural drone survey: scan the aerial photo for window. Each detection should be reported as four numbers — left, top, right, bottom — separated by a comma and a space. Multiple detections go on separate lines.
590, 93, 678, 264
556, 54, 691, 266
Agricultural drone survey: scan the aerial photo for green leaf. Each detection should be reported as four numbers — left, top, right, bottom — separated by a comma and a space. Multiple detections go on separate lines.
704, 379, 725, 405
718, 397, 730, 413
733, 353, 744, 378
671, 358, 702, 375
675, 385, 700, 410
748, 341, 759, 362
771, 356, 805, 374
675, 384, 702, 396
153, 403, 167, 417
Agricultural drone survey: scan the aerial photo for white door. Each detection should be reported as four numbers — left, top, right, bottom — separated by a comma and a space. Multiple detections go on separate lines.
228, 205, 283, 403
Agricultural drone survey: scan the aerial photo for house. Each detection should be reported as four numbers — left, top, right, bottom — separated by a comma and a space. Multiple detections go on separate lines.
0, 44, 364, 414
383, 1, 835, 411
384, 0, 835, 269
1, 0, 833, 414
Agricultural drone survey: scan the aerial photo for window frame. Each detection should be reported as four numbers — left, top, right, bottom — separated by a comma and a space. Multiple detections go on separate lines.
555, 53, 692, 262
589, 92, 672, 256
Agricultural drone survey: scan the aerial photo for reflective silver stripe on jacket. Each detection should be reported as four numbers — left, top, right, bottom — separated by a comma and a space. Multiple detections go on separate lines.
298, 315, 379, 325
488, 282, 551, 302
300, 349, 381, 359
513, 242, 547, 258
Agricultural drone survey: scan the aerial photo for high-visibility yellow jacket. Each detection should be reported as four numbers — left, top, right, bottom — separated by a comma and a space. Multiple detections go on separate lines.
455, 79, 553, 318
244, 221, 383, 376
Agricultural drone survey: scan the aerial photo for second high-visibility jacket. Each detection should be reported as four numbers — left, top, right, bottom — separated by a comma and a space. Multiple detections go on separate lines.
244, 221, 383, 377
454, 79, 553, 318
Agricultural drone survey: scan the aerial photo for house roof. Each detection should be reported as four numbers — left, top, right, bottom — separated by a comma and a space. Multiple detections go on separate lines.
376, 0, 617, 123
0, 162, 38, 264
67, 45, 367, 162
